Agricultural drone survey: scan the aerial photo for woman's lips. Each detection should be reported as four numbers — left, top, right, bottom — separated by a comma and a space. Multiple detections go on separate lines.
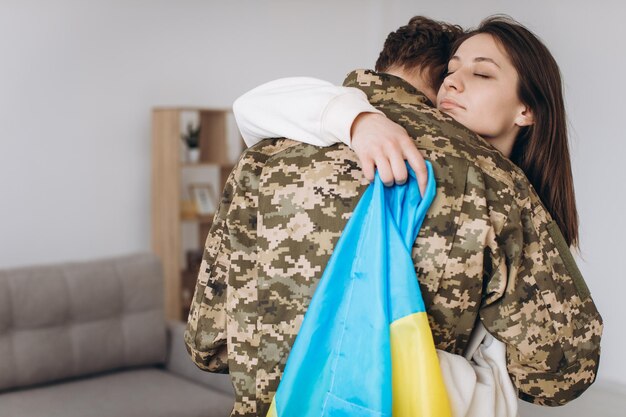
439, 98, 465, 110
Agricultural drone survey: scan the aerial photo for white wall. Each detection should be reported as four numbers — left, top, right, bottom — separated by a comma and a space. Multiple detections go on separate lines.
0, 0, 379, 267
1, 0, 624, 393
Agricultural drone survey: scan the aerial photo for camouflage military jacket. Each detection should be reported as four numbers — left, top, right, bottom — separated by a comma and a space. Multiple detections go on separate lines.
184, 69, 603, 416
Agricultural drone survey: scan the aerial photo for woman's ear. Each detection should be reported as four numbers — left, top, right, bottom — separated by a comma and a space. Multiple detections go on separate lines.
515, 105, 534, 127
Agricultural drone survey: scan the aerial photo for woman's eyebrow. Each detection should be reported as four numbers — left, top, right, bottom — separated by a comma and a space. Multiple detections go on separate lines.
474, 57, 500, 68
449, 56, 501, 68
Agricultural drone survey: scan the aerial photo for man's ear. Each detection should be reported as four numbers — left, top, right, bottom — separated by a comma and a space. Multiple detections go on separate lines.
515, 105, 534, 127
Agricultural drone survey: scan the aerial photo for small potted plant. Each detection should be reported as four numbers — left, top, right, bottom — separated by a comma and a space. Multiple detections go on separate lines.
181, 122, 201, 163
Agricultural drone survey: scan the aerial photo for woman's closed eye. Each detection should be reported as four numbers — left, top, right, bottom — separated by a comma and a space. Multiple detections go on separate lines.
444, 70, 492, 79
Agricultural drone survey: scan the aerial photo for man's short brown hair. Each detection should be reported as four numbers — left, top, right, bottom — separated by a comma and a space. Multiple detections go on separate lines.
375, 16, 464, 90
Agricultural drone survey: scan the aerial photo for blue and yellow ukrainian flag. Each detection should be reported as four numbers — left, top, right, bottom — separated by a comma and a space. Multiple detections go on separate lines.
266, 161, 451, 417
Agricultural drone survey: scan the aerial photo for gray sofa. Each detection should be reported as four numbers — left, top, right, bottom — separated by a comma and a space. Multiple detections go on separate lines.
0, 253, 235, 417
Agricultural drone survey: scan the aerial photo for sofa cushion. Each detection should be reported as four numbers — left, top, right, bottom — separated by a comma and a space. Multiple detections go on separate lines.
0, 367, 234, 417
0, 253, 167, 392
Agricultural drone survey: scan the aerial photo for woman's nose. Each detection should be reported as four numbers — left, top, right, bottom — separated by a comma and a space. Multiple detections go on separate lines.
443, 71, 463, 92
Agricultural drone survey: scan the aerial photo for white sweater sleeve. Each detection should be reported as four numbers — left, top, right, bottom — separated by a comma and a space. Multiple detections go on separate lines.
232, 77, 383, 148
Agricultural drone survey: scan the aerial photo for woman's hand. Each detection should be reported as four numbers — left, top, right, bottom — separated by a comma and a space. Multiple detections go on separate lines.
350, 112, 428, 196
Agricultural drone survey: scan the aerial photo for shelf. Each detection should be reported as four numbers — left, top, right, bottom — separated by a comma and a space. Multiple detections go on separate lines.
152, 106, 243, 321
154, 106, 232, 113
181, 213, 215, 223
180, 162, 235, 168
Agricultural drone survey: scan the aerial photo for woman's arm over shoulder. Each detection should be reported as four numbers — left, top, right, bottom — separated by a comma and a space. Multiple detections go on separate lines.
232, 77, 382, 148
480, 199, 603, 406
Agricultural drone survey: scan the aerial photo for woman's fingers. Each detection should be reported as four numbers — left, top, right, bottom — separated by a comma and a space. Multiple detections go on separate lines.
360, 156, 376, 183
375, 157, 394, 186
350, 112, 429, 189
388, 146, 408, 185
401, 140, 428, 196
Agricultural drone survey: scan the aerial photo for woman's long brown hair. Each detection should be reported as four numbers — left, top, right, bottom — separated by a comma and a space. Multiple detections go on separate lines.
459, 16, 579, 248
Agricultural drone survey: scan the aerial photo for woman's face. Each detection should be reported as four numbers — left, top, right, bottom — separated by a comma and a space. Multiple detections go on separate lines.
436, 33, 532, 148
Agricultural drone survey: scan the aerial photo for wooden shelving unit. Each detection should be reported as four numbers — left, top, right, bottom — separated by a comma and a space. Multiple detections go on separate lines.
151, 107, 244, 320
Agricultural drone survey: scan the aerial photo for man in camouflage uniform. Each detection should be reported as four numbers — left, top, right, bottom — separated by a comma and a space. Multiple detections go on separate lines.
184, 28, 603, 417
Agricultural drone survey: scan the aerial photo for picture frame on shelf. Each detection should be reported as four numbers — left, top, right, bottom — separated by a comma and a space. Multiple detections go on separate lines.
189, 183, 217, 215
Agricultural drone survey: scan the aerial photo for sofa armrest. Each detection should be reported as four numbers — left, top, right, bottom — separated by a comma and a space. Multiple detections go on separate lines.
164, 319, 235, 396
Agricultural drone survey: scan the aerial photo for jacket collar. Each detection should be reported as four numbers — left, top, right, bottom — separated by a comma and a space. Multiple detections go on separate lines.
342, 69, 433, 107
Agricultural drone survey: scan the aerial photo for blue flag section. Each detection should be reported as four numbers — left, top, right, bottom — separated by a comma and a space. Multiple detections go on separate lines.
267, 160, 451, 417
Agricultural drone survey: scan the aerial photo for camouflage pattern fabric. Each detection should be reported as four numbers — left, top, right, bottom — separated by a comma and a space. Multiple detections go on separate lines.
184, 69, 603, 416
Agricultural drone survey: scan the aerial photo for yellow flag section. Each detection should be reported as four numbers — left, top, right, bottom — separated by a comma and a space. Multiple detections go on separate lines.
266, 161, 451, 417
391, 313, 451, 416
267, 400, 277, 417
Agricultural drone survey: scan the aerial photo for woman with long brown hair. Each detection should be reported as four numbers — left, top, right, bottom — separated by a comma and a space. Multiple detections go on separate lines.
442, 18, 578, 248
234, 15, 579, 248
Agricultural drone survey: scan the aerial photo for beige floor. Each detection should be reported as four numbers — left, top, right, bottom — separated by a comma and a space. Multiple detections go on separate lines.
518, 381, 625, 417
